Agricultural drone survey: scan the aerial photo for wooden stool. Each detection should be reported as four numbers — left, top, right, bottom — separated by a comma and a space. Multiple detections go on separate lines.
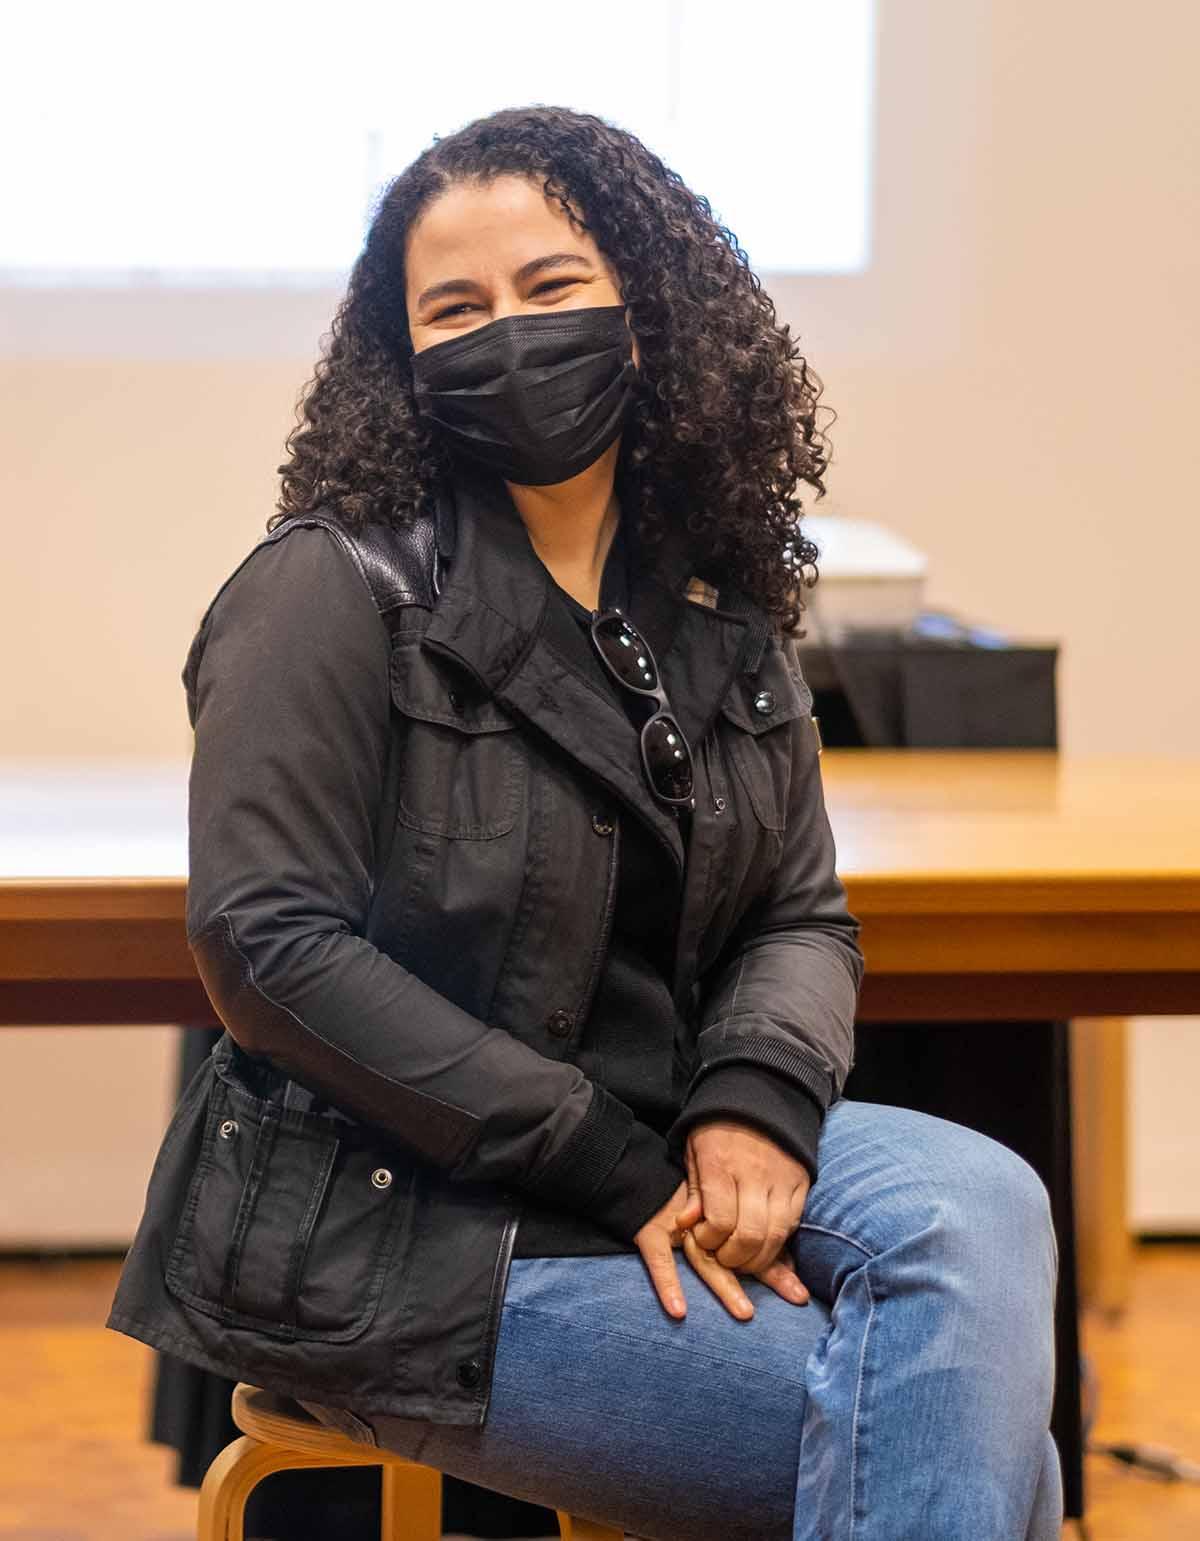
196, 1381, 626, 1541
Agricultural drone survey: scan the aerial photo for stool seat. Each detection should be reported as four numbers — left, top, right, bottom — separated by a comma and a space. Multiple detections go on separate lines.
232, 1382, 391, 1464
195, 1380, 626, 1541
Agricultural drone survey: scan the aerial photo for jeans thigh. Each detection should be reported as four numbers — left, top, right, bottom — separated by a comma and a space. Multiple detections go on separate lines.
791, 1096, 1057, 1297
299, 1099, 1056, 1541
363, 1250, 832, 1541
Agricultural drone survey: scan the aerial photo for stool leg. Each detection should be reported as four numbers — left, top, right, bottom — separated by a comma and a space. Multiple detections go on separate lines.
380, 1460, 442, 1541
556, 1511, 627, 1540
197, 1434, 314, 1541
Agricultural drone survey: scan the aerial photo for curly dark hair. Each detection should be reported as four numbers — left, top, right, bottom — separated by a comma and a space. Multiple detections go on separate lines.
271, 104, 834, 633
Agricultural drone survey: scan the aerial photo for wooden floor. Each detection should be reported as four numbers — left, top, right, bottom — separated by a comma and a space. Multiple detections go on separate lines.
0, 1245, 1197, 1541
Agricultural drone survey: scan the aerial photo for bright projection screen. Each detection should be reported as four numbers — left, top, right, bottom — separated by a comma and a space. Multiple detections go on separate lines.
4, 1, 876, 289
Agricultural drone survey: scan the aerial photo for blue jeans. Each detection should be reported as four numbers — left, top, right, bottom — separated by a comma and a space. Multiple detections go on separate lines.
302, 1099, 1062, 1540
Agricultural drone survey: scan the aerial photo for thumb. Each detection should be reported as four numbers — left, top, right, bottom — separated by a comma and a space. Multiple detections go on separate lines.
673, 1191, 703, 1230
673, 1141, 704, 1231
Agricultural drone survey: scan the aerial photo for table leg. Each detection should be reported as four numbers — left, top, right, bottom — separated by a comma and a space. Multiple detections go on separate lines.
1070, 1018, 1132, 1316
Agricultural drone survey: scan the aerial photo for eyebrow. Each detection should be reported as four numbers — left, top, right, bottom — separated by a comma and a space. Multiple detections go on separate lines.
415, 251, 595, 313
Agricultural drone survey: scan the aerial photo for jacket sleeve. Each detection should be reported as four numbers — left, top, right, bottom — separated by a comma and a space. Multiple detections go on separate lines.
183, 523, 683, 1243
664, 1062, 826, 1182
664, 638, 863, 1183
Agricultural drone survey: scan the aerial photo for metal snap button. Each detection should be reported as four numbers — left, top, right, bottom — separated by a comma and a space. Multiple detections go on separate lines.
456, 1358, 482, 1388
370, 1167, 393, 1189
591, 811, 615, 836
546, 1008, 573, 1038
714, 796, 727, 814
448, 689, 463, 711
218, 1119, 238, 1140
753, 689, 776, 715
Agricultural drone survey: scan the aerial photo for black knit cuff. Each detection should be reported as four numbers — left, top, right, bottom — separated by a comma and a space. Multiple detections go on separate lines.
583, 1116, 688, 1242
518, 1084, 686, 1243
518, 1081, 635, 1213
664, 1064, 824, 1183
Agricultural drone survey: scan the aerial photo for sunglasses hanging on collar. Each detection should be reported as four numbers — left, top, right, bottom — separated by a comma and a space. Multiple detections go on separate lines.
589, 608, 695, 810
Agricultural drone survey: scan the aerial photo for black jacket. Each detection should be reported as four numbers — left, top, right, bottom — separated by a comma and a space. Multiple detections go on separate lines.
107, 458, 864, 1427
514, 511, 843, 1258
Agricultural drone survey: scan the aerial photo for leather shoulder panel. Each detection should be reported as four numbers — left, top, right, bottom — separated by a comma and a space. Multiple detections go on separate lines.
182, 509, 438, 717
265, 510, 439, 632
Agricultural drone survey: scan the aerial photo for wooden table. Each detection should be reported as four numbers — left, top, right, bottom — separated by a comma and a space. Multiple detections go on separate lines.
822, 749, 1200, 1022
3, 751, 1198, 1523
826, 750, 1199, 1522
3, 751, 1196, 1024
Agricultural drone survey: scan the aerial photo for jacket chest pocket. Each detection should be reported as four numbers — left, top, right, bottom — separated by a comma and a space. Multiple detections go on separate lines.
717, 647, 815, 832
164, 1047, 414, 1343
683, 659, 812, 982
389, 639, 524, 840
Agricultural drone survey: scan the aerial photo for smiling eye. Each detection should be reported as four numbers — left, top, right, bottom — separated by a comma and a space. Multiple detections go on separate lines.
432, 277, 577, 322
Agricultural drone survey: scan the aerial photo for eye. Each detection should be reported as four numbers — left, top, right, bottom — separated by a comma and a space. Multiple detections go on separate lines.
431, 277, 577, 322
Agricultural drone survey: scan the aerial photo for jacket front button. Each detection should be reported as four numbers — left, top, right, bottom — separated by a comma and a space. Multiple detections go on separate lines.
456, 1359, 482, 1388
753, 689, 776, 715
546, 1008, 573, 1038
591, 811, 615, 836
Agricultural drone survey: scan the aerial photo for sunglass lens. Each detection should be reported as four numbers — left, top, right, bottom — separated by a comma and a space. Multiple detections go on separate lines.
593, 615, 659, 691
643, 714, 694, 801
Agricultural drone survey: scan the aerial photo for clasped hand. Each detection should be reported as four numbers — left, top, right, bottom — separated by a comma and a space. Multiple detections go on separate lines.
634, 1118, 812, 1320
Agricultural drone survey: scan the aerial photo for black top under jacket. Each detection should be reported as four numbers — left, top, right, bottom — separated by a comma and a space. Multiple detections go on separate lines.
511, 515, 825, 1257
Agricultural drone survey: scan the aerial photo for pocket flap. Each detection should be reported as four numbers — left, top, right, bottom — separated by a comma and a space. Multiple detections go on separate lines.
389, 639, 514, 734
168, 1034, 414, 1343
719, 646, 814, 735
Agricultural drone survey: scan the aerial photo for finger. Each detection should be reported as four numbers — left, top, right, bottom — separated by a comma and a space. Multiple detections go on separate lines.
685, 1138, 703, 1216
681, 1228, 755, 1320
637, 1233, 688, 1319
790, 1177, 812, 1230
763, 1178, 815, 1303
688, 1157, 738, 1255
739, 1184, 800, 1277
671, 1149, 703, 1235
755, 1255, 810, 1305
712, 1178, 771, 1273
673, 1192, 704, 1234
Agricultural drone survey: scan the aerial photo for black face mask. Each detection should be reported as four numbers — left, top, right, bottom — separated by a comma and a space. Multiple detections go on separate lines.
409, 303, 640, 486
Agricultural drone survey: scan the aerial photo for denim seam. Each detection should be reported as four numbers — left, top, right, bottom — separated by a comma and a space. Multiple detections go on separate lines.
849, 1262, 877, 1541
501, 1301, 808, 1391
795, 1220, 877, 1261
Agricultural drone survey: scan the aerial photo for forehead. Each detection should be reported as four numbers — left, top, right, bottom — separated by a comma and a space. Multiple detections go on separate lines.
404, 175, 598, 293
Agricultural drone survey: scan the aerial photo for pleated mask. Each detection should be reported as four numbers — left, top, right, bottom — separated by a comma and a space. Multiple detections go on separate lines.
409, 303, 640, 486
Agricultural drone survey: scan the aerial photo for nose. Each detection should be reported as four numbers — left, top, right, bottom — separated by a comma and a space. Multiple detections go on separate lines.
491, 294, 522, 321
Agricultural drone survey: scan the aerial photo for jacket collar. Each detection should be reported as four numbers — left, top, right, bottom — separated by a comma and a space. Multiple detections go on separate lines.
422, 459, 758, 872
